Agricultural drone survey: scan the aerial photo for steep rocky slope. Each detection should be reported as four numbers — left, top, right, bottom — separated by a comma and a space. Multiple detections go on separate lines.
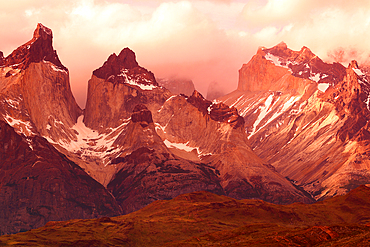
221, 42, 370, 200
0, 120, 122, 235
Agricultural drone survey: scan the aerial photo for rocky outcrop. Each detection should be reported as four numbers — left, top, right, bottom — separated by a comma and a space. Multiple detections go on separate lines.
131, 104, 154, 127
157, 77, 195, 96
0, 120, 122, 235
334, 61, 370, 142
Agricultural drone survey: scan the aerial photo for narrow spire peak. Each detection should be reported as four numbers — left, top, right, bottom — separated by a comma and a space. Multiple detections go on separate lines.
3, 23, 66, 71
349, 60, 359, 69
34, 23, 53, 39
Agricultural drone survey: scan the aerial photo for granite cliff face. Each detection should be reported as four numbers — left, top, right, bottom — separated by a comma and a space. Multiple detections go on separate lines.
0, 23, 82, 144
84, 48, 169, 131
221, 43, 370, 200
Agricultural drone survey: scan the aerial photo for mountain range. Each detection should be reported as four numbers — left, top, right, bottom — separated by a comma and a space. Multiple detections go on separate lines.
1, 23, 370, 238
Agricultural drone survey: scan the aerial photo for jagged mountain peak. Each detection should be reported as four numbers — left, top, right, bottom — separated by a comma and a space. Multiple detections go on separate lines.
93, 47, 138, 80
238, 42, 347, 92
3, 23, 66, 71
92, 47, 157, 87
261, 42, 346, 84
33, 23, 52, 39
260, 42, 315, 62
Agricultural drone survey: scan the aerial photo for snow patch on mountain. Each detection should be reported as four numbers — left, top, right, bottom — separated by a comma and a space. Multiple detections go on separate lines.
4, 115, 35, 136
118, 69, 157, 90
309, 73, 321, 82
163, 139, 213, 158
5, 98, 21, 108
264, 53, 298, 72
249, 94, 275, 137
318, 83, 330, 92
43, 60, 68, 73
163, 139, 195, 152
353, 68, 365, 76
353, 67, 369, 84
263, 96, 300, 128
46, 115, 129, 165
230, 95, 244, 108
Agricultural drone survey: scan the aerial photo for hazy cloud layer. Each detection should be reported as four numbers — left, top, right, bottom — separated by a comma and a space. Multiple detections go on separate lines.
1, 0, 369, 107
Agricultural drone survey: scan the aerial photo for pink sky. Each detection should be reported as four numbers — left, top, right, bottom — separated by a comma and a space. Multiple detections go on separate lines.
1, 0, 370, 107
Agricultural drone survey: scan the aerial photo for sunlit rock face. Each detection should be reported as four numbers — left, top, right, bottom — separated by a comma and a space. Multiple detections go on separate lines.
0, 51, 4, 66
0, 23, 82, 143
221, 42, 370, 200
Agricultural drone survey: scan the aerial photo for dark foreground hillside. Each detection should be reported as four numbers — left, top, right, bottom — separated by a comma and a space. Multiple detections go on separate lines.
1, 185, 370, 246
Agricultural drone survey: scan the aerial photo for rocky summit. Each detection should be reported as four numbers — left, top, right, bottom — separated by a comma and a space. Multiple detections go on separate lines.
1, 24, 370, 237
